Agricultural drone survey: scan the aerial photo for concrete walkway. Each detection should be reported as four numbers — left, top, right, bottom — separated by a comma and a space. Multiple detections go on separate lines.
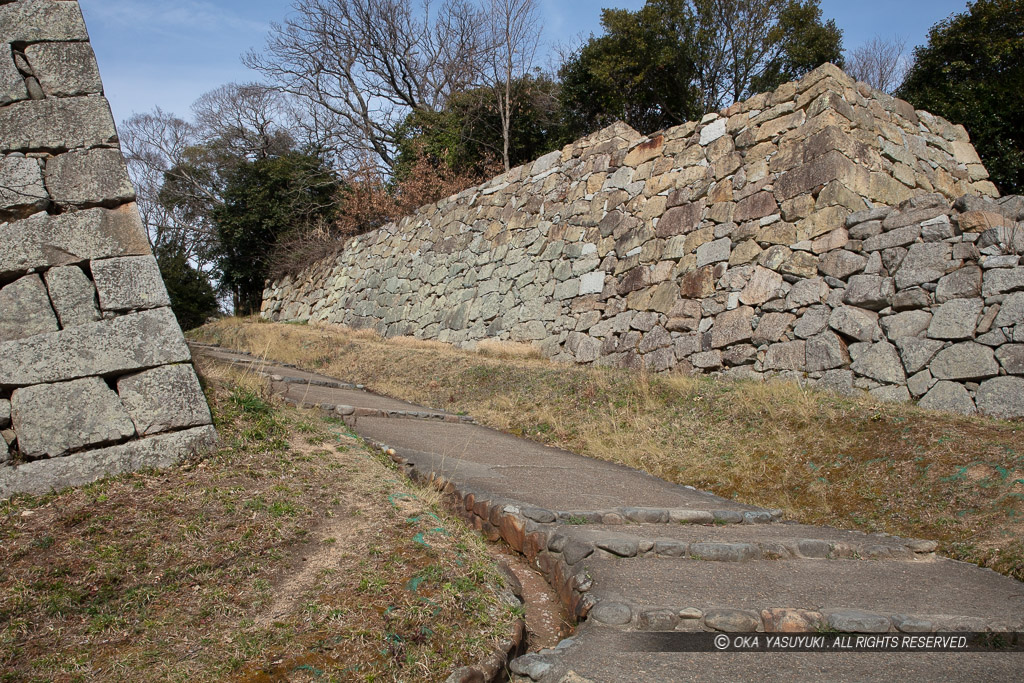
192, 343, 1024, 682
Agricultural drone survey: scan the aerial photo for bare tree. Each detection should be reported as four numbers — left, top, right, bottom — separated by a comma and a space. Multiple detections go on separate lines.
485, 0, 541, 172
846, 35, 909, 94
245, 0, 490, 173
120, 108, 219, 267
192, 83, 295, 160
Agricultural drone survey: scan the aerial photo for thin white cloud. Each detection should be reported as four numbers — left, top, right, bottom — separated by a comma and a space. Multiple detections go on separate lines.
82, 0, 269, 37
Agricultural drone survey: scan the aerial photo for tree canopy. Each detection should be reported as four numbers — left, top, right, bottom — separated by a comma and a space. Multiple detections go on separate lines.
898, 0, 1024, 195
559, 0, 844, 136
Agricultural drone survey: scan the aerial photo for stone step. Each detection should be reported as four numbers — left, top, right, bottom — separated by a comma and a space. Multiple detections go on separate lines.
574, 554, 1024, 633
354, 415, 769, 514
542, 521, 937, 563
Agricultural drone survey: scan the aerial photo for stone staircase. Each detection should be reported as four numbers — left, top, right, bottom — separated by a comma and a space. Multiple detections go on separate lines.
193, 343, 1024, 682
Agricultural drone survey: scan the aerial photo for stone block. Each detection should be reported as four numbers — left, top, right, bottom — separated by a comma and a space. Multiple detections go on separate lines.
785, 277, 829, 309
45, 148, 135, 207
24, 43, 103, 97
91, 255, 172, 312
774, 151, 869, 202
895, 337, 946, 375
734, 192, 777, 222
935, 266, 982, 303
0, 274, 60, 342
43, 266, 100, 328
763, 340, 806, 371
818, 249, 866, 279
995, 345, 1024, 375
862, 225, 920, 252
829, 306, 881, 343
751, 312, 794, 344
0, 426, 217, 499
927, 298, 983, 340
118, 364, 212, 436
929, 342, 1000, 381
0, 154, 48, 218
975, 377, 1024, 419
993, 292, 1024, 328
12, 377, 136, 458
793, 306, 830, 339
0, 98, 118, 153
0, 1, 89, 42
1, 45, 28, 106
870, 384, 911, 403
711, 307, 754, 349
696, 237, 731, 268
881, 310, 932, 339
850, 341, 905, 384
805, 331, 849, 372
780, 251, 818, 278
919, 381, 976, 415
579, 271, 605, 295
982, 267, 1024, 298
0, 308, 190, 387
843, 275, 894, 311
739, 266, 782, 306
0, 205, 151, 278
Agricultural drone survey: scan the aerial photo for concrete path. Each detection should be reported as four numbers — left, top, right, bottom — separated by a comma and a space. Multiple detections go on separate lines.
192, 343, 1024, 682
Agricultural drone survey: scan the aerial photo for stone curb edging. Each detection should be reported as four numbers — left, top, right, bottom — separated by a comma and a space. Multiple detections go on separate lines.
584, 601, 1024, 635
541, 527, 937, 564
553, 507, 780, 525
283, 395, 473, 423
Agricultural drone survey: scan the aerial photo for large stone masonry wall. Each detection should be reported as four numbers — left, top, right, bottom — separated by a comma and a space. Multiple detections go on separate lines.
0, 0, 216, 498
262, 63, 1024, 419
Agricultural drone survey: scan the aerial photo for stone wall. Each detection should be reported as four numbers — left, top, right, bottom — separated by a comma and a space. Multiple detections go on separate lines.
0, 0, 216, 498
262, 63, 1024, 419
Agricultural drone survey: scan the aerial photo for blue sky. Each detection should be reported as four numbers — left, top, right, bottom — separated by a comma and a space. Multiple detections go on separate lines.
78, 0, 972, 127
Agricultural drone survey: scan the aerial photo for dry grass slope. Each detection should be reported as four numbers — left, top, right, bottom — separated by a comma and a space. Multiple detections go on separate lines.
0, 357, 517, 682
192, 318, 1024, 581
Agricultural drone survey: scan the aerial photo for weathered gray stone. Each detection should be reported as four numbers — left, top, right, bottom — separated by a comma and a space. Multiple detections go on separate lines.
993, 292, 1024, 328
595, 535, 639, 558
711, 307, 754, 348
561, 538, 594, 565
24, 43, 103, 97
0, 97, 118, 153
850, 341, 905, 384
589, 601, 632, 625
0, 426, 217, 499
893, 287, 931, 311
793, 306, 830, 339
927, 298, 983, 340
785, 277, 829, 309
0, 274, 59, 342
0, 1, 89, 42
919, 381, 977, 415
12, 377, 136, 458
829, 306, 881, 342
0, 206, 151, 277
92, 254, 174, 311
805, 331, 849, 372
696, 237, 731, 268
895, 242, 955, 289
862, 225, 919, 252
818, 369, 855, 395
935, 266, 982, 302
1, 45, 28, 106
929, 342, 1000, 381
843, 275, 894, 311
0, 308, 191, 386
509, 654, 551, 680
824, 610, 891, 633
870, 384, 911, 403
982, 267, 1024, 297
881, 310, 932, 339
995, 345, 1024, 374
895, 338, 947, 375
763, 340, 806, 371
0, 154, 47, 217
818, 249, 866, 279
907, 369, 935, 397
117, 365, 212, 436
0, 399, 9, 429
690, 350, 722, 369
703, 609, 761, 632
579, 271, 605, 295
45, 148, 135, 207
975, 377, 1024, 419
751, 312, 794, 344
739, 266, 782, 305
43, 266, 100, 328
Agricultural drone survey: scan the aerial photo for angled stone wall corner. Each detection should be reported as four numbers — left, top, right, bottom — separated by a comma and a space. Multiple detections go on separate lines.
0, 0, 217, 499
